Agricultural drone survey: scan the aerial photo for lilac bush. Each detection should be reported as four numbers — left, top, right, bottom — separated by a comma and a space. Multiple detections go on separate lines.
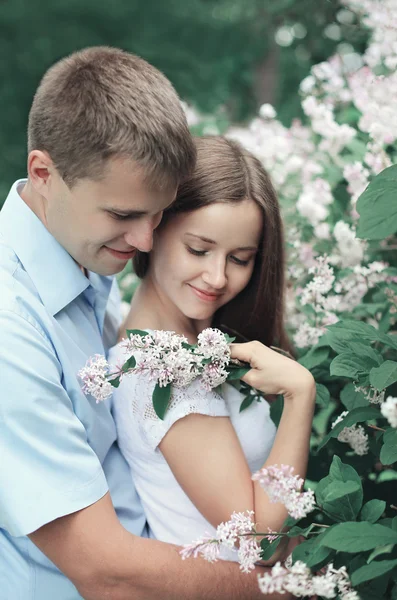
117, 2, 397, 597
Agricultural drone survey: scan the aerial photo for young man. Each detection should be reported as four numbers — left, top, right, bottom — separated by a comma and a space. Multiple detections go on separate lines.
0, 47, 289, 600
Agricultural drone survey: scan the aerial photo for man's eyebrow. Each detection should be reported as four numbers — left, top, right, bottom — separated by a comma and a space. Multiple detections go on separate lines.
185, 233, 258, 251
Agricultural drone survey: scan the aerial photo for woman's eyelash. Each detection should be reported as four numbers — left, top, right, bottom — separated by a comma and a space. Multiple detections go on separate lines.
187, 246, 250, 266
231, 257, 250, 266
187, 246, 207, 256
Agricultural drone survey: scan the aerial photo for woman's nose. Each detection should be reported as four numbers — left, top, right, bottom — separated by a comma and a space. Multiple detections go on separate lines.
202, 259, 227, 289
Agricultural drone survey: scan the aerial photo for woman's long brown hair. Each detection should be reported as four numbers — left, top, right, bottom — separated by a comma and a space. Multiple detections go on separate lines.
134, 136, 291, 352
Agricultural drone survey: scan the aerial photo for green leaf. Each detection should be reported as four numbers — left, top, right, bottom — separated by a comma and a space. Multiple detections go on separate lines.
329, 455, 362, 488
368, 544, 395, 562
330, 353, 380, 379
316, 407, 380, 452
315, 383, 331, 407
260, 535, 282, 560
299, 346, 329, 370
326, 320, 397, 352
360, 500, 386, 523
340, 383, 369, 410
380, 428, 397, 465
351, 559, 397, 586
223, 334, 236, 344
319, 522, 397, 552
287, 523, 320, 539
291, 536, 334, 570
370, 361, 397, 391
227, 366, 250, 381
109, 375, 121, 388
239, 394, 255, 413
126, 328, 150, 337
327, 320, 381, 345
356, 164, 397, 239
152, 383, 172, 420
319, 480, 362, 521
122, 355, 136, 372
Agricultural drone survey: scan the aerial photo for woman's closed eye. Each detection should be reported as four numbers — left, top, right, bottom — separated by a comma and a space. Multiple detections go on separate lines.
186, 246, 208, 257
186, 245, 252, 266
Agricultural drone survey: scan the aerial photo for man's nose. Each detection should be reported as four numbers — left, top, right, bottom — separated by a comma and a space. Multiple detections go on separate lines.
124, 218, 155, 253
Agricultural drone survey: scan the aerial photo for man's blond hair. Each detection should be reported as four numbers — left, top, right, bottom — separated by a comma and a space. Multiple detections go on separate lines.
28, 46, 196, 188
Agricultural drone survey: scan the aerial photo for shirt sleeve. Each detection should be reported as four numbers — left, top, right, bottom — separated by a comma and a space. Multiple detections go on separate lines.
117, 370, 230, 451
0, 310, 109, 537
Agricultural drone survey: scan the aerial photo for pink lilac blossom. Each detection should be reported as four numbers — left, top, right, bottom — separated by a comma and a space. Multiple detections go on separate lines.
300, 256, 335, 308
78, 354, 113, 403
252, 465, 316, 520
349, 67, 397, 145
257, 560, 358, 599
196, 328, 231, 363
380, 396, 397, 428
80, 328, 233, 403
181, 511, 261, 573
343, 0, 397, 70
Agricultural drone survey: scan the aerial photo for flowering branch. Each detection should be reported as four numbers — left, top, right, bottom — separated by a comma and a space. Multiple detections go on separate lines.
79, 328, 262, 419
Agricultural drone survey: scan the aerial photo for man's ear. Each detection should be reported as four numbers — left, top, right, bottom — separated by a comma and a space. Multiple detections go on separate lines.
27, 150, 56, 199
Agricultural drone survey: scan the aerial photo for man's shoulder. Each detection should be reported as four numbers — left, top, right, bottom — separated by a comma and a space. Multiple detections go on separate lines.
0, 234, 48, 335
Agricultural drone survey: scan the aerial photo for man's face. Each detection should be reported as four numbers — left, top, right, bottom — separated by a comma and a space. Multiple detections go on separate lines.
43, 157, 176, 275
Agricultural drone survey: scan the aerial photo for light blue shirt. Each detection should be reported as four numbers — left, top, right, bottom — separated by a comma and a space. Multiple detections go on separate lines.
0, 181, 146, 599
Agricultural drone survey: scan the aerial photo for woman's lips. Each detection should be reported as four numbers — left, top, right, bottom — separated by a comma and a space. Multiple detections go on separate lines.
188, 284, 222, 302
105, 247, 136, 260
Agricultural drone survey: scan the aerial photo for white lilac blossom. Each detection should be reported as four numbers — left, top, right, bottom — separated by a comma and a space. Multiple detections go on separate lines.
348, 67, 397, 145
354, 384, 385, 405
80, 328, 233, 405
333, 221, 366, 268
343, 0, 397, 70
196, 328, 231, 363
181, 511, 261, 573
257, 560, 359, 598
332, 411, 369, 455
252, 465, 316, 520
380, 396, 397, 428
259, 103, 277, 120
78, 354, 113, 403
343, 163, 370, 207
293, 322, 326, 350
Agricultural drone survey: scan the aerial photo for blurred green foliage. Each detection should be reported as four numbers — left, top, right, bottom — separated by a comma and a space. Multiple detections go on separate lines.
0, 0, 367, 202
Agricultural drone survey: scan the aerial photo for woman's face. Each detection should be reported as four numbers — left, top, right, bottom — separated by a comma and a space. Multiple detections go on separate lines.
148, 199, 263, 323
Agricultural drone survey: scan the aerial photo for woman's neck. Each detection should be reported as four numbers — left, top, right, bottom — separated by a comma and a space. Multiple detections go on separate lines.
121, 276, 210, 344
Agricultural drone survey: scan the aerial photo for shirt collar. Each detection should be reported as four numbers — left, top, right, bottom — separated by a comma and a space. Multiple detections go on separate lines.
0, 180, 113, 317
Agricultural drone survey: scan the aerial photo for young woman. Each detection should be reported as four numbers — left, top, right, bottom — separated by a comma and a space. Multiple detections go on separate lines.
108, 136, 315, 554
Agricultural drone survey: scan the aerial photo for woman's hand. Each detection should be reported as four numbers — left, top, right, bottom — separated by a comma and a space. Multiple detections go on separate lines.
230, 341, 316, 402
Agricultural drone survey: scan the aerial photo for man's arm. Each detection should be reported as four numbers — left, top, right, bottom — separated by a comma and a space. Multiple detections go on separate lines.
30, 493, 290, 600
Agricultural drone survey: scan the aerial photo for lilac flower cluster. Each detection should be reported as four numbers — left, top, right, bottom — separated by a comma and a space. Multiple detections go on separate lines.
258, 561, 359, 599
121, 328, 231, 391
180, 511, 262, 573
79, 328, 232, 403
252, 465, 316, 520
78, 354, 113, 403
381, 396, 397, 428
332, 411, 369, 456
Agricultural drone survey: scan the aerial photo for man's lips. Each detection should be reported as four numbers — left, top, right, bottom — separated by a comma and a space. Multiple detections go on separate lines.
188, 284, 222, 302
105, 246, 136, 260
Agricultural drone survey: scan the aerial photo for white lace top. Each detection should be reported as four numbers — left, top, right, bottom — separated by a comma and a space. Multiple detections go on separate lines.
108, 340, 277, 547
